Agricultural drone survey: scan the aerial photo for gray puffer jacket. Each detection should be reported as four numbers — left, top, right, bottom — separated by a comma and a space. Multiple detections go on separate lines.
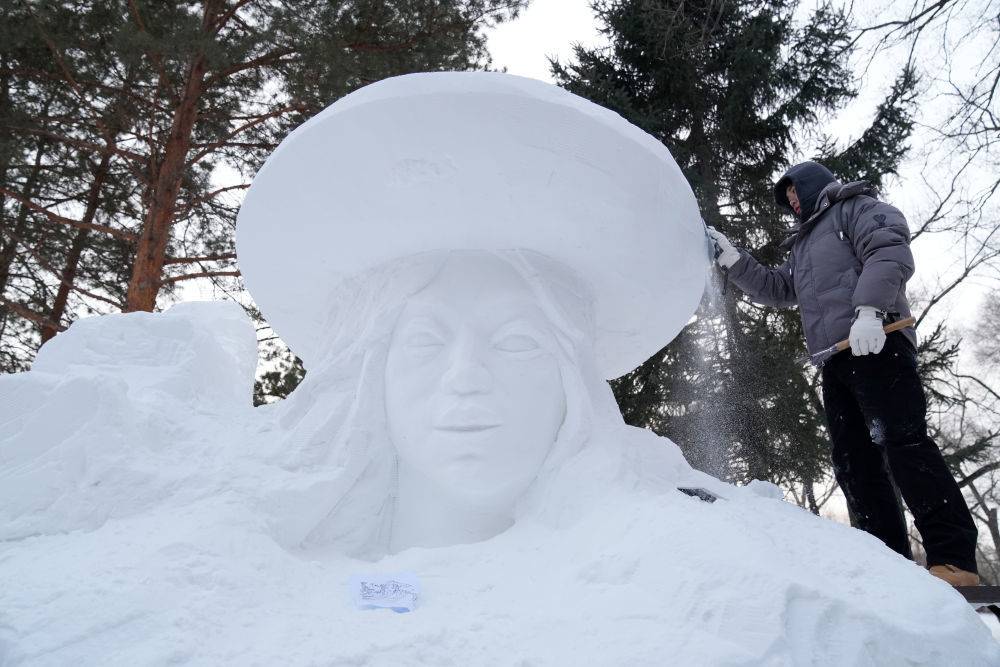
727, 180, 916, 355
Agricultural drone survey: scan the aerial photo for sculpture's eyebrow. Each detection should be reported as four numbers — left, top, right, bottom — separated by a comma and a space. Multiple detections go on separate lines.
394, 312, 446, 331
489, 299, 551, 327
401, 294, 549, 329
492, 316, 547, 336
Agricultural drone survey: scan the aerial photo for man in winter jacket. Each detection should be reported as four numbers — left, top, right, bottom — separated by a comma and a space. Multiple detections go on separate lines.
707, 161, 979, 586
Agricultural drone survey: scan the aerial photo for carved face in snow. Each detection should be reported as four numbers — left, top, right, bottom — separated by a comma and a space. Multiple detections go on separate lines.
384, 254, 568, 502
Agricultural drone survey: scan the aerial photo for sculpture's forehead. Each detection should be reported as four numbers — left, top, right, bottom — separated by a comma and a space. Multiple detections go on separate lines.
427, 252, 528, 290
407, 253, 535, 304
388, 253, 552, 328
400, 292, 546, 328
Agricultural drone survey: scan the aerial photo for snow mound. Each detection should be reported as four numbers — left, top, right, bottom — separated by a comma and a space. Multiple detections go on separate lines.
0, 301, 256, 541
0, 303, 997, 665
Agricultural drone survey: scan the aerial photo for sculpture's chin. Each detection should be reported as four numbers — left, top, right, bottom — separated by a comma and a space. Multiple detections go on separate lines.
399, 428, 553, 504
423, 464, 536, 506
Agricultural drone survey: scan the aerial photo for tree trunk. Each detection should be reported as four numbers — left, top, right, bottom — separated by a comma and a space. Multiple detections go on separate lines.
41, 229, 89, 342
0, 140, 48, 296
805, 480, 820, 515
124, 3, 218, 312
2, 94, 58, 342
689, 115, 723, 226
0, 52, 12, 238
987, 506, 1000, 558
124, 59, 206, 311
40, 151, 113, 341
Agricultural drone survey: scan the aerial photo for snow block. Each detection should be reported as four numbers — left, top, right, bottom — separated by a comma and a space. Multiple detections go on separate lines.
0, 301, 257, 540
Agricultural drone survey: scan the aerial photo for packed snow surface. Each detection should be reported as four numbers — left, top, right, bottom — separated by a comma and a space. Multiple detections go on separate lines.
1, 302, 997, 665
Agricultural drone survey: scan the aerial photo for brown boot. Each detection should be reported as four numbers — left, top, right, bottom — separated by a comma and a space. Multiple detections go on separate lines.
928, 564, 980, 587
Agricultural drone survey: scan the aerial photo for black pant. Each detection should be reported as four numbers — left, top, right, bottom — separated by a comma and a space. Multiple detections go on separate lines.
821, 332, 978, 572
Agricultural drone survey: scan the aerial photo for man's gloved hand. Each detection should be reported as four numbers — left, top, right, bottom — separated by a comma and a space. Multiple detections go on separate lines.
706, 226, 741, 269
849, 306, 886, 356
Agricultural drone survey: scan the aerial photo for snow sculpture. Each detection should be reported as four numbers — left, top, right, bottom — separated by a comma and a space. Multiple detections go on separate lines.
236, 71, 709, 556
1, 73, 998, 665
251, 248, 706, 557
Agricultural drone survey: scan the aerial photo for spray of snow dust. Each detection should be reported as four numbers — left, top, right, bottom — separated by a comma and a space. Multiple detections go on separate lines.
687, 260, 736, 481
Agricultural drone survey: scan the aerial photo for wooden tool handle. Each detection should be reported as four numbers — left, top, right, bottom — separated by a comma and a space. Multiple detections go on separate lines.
834, 316, 916, 352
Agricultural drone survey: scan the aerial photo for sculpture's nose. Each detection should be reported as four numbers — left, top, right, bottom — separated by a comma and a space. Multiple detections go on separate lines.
442, 336, 492, 395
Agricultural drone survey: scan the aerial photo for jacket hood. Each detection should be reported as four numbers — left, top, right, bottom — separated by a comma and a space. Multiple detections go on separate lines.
778, 180, 877, 250
774, 161, 838, 220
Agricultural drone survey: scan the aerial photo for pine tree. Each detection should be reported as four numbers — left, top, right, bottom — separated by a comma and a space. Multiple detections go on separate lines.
1, 0, 527, 379
553, 0, 918, 494
0, 2, 147, 369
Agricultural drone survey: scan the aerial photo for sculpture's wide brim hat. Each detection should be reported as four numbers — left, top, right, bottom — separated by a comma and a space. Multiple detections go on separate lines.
236, 72, 706, 379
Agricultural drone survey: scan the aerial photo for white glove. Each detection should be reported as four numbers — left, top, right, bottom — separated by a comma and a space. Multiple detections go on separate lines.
849, 306, 886, 356
706, 226, 741, 269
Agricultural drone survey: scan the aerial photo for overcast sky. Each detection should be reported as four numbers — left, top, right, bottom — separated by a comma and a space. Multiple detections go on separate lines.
487, 0, 602, 81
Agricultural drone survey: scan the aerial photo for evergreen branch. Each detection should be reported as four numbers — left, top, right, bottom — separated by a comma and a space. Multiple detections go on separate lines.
24, 6, 122, 141
203, 47, 297, 86
10, 233, 125, 310
163, 253, 237, 265
27, 8, 85, 100
126, 0, 172, 101
6, 126, 147, 164
190, 141, 275, 151
0, 187, 138, 243
0, 296, 65, 333
182, 183, 252, 208
210, 0, 259, 35
186, 105, 302, 166
10, 67, 173, 115
160, 270, 241, 285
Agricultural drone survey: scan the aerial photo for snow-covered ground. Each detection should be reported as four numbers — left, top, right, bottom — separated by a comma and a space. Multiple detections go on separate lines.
1, 301, 997, 665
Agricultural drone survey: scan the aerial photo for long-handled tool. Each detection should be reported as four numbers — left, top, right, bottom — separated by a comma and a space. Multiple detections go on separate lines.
798, 316, 916, 367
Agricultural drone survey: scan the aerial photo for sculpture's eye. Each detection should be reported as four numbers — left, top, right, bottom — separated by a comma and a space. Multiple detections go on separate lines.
405, 331, 445, 353
493, 333, 540, 354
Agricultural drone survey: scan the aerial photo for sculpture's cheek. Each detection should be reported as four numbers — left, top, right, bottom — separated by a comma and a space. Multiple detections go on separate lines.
488, 355, 566, 446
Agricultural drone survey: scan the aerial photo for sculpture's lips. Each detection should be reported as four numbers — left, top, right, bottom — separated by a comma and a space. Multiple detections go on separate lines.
434, 423, 502, 433
434, 406, 502, 433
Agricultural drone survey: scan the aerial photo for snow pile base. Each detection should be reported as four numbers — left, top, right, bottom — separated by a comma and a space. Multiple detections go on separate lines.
0, 303, 997, 665
0, 302, 255, 542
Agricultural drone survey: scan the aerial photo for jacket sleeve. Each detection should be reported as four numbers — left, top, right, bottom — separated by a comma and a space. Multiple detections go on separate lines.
848, 200, 914, 311
726, 251, 797, 308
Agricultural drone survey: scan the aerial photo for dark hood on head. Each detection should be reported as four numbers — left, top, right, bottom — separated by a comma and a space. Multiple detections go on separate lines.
773, 161, 838, 220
